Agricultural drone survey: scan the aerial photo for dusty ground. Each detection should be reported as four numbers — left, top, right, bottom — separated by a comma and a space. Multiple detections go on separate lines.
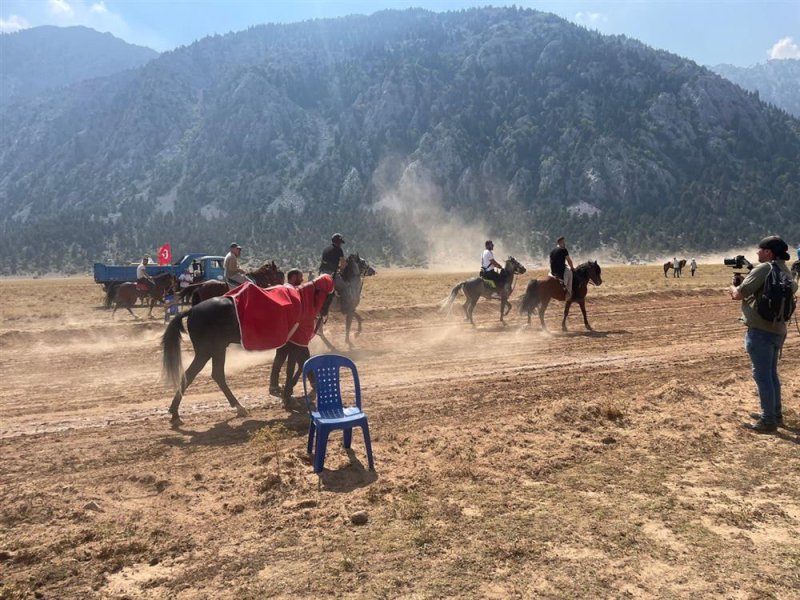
1, 264, 799, 599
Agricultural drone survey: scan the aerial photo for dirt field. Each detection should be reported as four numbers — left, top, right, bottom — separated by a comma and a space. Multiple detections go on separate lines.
1, 264, 799, 599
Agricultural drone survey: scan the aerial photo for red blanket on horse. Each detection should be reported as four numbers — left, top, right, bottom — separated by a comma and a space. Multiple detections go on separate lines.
224, 275, 334, 351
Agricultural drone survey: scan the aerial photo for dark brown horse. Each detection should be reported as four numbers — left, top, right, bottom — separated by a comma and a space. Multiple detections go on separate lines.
520, 261, 602, 331
180, 261, 284, 305
112, 272, 177, 319
663, 259, 686, 278
162, 278, 333, 425
441, 256, 527, 325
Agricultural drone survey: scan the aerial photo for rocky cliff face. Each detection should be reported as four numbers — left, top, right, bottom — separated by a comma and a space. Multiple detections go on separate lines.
1, 10, 799, 274
712, 59, 800, 118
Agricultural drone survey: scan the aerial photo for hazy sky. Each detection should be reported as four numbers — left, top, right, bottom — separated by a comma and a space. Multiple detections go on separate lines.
1, 1, 798, 67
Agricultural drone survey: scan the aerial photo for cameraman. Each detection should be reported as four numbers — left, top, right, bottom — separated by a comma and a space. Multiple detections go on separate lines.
729, 236, 797, 432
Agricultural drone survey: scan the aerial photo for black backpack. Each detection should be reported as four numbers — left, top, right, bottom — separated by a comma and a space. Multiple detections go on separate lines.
756, 261, 796, 323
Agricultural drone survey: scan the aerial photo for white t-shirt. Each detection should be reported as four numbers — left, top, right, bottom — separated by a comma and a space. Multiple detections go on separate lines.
179, 273, 193, 288
481, 249, 495, 270
136, 263, 147, 279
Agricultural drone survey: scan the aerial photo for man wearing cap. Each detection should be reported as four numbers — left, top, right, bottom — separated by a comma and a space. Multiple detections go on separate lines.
319, 233, 346, 276
550, 236, 575, 301
224, 243, 248, 289
729, 235, 797, 433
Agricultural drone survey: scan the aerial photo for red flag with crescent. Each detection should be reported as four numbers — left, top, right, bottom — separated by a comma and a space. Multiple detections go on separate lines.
157, 243, 172, 266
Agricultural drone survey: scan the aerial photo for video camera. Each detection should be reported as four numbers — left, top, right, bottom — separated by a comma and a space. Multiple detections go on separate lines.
723, 255, 752, 270
724, 255, 753, 286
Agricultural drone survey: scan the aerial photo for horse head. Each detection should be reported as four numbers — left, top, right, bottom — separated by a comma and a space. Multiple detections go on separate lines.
505, 256, 527, 275
356, 254, 377, 277
586, 261, 602, 286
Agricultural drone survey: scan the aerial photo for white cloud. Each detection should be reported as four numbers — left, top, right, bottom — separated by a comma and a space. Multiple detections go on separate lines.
0, 15, 30, 32
575, 11, 608, 26
48, 0, 75, 17
90, 2, 107, 14
769, 36, 800, 60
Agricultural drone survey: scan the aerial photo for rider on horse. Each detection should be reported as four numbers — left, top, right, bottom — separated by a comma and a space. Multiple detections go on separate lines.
224, 243, 250, 289
136, 256, 155, 292
319, 233, 346, 277
549, 237, 575, 301
480, 240, 505, 299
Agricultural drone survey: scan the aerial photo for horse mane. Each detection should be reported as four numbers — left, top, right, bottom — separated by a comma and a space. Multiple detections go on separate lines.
250, 261, 277, 275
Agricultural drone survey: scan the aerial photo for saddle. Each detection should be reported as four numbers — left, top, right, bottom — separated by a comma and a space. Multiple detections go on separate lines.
480, 277, 497, 289
135, 282, 150, 291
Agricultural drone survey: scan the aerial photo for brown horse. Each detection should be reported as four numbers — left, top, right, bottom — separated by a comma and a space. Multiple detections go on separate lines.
663, 259, 686, 278
520, 261, 602, 331
112, 272, 177, 319
181, 261, 285, 305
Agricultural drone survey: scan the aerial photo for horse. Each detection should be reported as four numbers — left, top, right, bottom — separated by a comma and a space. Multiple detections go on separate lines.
663, 259, 686, 278
180, 261, 284, 305
317, 254, 377, 349
441, 256, 527, 325
791, 259, 800, 282
161, 278, 332, 425
111, 272, 177, 319
520, 261, 602, 331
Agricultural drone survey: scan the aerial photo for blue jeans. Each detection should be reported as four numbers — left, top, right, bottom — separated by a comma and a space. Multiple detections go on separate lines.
744, 328, 785, 424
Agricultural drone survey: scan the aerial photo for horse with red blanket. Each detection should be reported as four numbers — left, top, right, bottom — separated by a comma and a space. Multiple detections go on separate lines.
161, 275, 334, 425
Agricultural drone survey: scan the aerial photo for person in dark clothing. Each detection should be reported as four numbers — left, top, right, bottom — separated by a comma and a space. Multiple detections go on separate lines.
269, 269, 304, 397
549, 236, 575, 300
319, 233, 346, 276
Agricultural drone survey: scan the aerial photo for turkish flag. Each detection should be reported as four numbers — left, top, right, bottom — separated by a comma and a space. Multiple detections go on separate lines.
157, 243, 172, 266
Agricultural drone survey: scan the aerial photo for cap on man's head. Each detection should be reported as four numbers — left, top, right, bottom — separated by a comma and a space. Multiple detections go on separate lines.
557, 236, 565, 243
758, 235, 790, 260
485, 240, 493, 247
230, 243, 242, 249
332, 233, 345, 243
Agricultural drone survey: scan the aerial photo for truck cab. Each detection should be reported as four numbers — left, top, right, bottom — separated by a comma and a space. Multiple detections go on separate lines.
183, 256, 225, 283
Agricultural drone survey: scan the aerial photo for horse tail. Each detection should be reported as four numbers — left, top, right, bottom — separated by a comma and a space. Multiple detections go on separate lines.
519, 280, 539, 315
162, 310, 189, 389
440, 282, 464, 314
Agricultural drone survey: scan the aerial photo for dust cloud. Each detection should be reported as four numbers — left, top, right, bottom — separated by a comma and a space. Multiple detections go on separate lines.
372, 159, 523, 271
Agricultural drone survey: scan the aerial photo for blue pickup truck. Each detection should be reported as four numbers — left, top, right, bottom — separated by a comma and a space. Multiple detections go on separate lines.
93, 253, 225, 291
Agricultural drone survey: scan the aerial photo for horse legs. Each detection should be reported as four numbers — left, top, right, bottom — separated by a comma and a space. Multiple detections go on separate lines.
562, 300, 572, 331
354, 311, 363, 337
466, 297, 477, 326
315, 318, 336, 351
538, 298, 551, 330
210, 349, 248, 418
345, 313, 354, 348
578, 300, 592, 330
168, 352, 211, 424
499, 298, 509, 325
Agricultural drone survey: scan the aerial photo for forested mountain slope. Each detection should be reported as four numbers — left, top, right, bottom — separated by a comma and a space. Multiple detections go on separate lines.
712, 59, 800, 118
1, 9, 798, 274
0, 26, 158, 106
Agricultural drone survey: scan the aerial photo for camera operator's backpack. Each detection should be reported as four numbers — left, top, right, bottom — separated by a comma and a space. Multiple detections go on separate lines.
756, 261, 796, 323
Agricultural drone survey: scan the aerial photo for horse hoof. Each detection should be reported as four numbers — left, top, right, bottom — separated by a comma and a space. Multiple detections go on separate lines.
170, 414, 183, 427
236, 405, 249, 418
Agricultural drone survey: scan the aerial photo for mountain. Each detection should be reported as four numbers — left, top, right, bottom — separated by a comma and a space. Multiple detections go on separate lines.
1, 9, 799, 275
0, 26, 158, 105
712, 59, 800, 118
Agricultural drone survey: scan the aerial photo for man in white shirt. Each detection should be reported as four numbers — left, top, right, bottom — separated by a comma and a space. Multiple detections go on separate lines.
224, 243, 249, 289
136, 256, 155, 291
178, 269, 194, 289
481, 240, 504, 299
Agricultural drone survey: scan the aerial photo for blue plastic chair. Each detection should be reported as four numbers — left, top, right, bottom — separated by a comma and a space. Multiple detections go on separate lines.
302, 354, 375, 473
